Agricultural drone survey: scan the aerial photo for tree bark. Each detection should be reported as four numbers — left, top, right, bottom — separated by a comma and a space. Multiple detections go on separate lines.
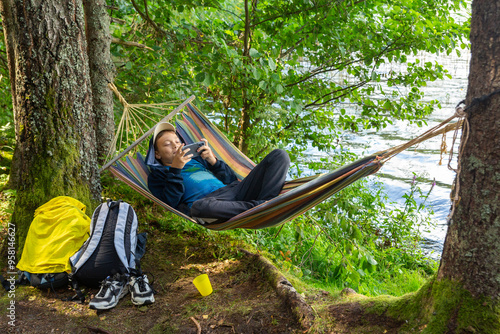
83, 0, 115, 165
2, 0, 101, 251
437, 0, 500, 300
236, 105, 251, 155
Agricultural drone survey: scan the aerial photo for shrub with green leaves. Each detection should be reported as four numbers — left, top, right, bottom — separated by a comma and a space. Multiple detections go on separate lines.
232, 160, 438, 296
110, 0, 469, 161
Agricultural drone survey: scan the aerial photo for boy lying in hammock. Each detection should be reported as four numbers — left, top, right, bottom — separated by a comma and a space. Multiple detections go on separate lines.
146, 122, 290, 224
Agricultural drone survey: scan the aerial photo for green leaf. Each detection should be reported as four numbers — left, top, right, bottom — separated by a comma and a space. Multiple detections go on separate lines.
253, 68, 261, 80
195, 72, 205, 83
249, 48, 260, 58
276, 84, 284, 94
203, 73, 214, 86
351, 225, 363, 240
268, 58, 276, 71
365, 254, 378, 265
348, 270, 361, 284
338, 45, 346, 57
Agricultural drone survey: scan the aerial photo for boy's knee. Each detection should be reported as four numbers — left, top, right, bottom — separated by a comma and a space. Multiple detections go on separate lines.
270, 149, 290, 164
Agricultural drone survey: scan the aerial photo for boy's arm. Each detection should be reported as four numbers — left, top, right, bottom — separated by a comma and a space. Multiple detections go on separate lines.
197, 138, 237, 184
207, 159, 237, 184
148, 167, 185, 208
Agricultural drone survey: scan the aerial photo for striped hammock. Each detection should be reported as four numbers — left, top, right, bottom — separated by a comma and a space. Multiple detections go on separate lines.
109, 103, 384, 230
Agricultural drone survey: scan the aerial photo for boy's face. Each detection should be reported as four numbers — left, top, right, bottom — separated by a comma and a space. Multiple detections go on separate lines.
154, 131, 182, 166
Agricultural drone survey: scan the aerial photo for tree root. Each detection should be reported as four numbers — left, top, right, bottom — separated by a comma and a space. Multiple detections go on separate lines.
190, 316, 201, 334
239, 249, 315, 330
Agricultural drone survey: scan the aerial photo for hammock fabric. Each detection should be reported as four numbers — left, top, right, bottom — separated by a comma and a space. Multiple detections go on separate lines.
109, 103, 383, 230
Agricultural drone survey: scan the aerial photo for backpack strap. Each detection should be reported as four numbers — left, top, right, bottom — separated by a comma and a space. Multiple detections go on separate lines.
0, 271, 32, 292
63, 274, 86, 303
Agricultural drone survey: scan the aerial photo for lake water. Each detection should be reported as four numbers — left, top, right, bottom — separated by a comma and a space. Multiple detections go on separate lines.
303, 51, 471, 258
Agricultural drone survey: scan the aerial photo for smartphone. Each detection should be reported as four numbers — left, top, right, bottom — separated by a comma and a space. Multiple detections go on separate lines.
183, 141, 205, 157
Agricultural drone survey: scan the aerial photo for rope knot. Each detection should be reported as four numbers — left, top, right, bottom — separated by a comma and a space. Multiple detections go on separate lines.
454, 105, 467, 118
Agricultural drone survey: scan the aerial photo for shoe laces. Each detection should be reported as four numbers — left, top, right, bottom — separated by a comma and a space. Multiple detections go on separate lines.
128, 267, 156, 294
96, 279, 113, 297
135, 276, 148, 292
96, 275, 124, 297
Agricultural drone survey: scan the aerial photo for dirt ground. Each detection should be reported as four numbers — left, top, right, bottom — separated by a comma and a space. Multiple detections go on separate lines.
1, 229, 307, 334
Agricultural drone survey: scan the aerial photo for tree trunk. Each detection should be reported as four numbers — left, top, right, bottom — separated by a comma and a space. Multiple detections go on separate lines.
236, 106, 251, 155
382, 2, 500, 333
437, 0, 500, 299
399, 1, 500, 332
83, 0, 115, 165
2, 0, 101, 252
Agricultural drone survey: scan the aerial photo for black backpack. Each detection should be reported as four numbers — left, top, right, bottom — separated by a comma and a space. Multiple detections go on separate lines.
70, 200, 147, 288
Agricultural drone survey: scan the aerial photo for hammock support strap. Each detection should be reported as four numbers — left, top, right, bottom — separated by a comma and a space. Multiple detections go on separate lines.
100, 85, 195, 172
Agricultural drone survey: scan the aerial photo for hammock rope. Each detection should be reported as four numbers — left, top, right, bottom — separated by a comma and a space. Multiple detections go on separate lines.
101, 83, 195, 172
376, 116, 463, 163
106, 82, 189, 164
103, 84, 466, 230
446, 103, 469, 222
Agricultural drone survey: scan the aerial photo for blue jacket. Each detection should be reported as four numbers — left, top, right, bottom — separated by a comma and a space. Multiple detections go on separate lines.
145, 137, 237, 215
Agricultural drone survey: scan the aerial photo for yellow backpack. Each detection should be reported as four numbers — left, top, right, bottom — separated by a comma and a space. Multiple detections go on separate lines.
16, 196, 91, 289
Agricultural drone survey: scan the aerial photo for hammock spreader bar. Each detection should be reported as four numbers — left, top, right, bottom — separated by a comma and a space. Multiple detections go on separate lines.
108, 103, 383, 230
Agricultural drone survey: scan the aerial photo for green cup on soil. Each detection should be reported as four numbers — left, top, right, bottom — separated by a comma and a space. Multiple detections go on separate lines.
193, 274, 213, 296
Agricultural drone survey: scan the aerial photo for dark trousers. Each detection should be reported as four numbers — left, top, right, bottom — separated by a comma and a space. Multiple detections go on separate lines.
190, 149, 290, 221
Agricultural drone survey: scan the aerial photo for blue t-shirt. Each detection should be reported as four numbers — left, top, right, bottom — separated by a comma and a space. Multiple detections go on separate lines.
181, 159, 226, 207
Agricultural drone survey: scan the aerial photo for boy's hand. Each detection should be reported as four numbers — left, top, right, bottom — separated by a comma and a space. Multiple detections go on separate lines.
198, 139, 217, 165
170, 144, 192, 169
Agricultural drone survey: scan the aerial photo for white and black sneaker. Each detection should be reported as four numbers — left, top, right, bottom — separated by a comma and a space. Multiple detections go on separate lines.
89, 274, 129, 310
128, 269, 155, 306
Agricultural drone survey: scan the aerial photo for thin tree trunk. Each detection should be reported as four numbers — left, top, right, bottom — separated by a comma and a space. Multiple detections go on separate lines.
237, 105, 251, 155
83, 0, 115, 165
3, 0, 101, 251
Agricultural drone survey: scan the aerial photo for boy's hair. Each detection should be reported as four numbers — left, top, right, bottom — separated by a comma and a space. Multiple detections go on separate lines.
153, 129, 176, 151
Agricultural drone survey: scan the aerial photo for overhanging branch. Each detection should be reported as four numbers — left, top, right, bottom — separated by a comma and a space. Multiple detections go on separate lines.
111, 37, 153, 51
130, 0, 167, 36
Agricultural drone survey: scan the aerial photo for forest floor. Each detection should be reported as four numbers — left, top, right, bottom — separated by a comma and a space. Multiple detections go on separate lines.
0, 164, 413, 333
0, 224, 410, 334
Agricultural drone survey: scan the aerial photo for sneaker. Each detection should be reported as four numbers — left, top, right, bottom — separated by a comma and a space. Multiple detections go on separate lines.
89, 274, 129, 310
128, 269, 155, 306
